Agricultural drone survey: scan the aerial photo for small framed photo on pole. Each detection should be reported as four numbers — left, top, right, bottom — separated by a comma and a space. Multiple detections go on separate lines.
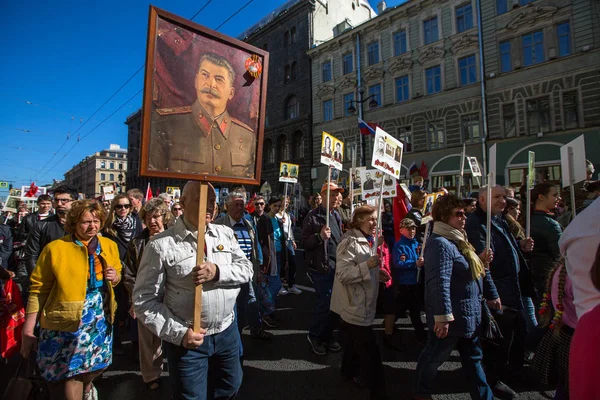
139, 6, 268, 187
279, 162, 299, 184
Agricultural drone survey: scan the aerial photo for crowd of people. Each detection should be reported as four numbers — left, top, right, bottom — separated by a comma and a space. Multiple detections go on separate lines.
0, 167, 599, 399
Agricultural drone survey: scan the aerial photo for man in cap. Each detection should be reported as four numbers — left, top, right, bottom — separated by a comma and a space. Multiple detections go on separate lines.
149, 53, 256, 178
134, 181, 253, 399
301, 182, 344, 355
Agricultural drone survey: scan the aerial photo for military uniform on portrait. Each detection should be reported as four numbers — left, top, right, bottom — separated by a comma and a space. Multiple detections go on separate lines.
149, 100, 256, 178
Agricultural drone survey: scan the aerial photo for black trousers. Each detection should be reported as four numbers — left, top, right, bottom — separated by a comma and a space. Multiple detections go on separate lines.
482, 308, 526, 385
340, 321, 386, 398
397, 284, 426, 339
285, 247, 297, 287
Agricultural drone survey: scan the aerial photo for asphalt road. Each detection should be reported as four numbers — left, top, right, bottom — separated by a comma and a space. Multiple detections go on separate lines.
1, 250, 555, 400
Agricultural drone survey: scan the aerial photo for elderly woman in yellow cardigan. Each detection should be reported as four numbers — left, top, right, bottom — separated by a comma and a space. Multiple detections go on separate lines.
21, 200, 122, 400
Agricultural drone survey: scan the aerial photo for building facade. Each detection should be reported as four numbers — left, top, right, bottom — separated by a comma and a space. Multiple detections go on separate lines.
308, 0, 600, 194
64, 144, 128, 199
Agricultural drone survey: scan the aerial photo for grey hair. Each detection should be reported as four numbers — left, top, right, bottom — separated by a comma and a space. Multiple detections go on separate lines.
198, 53, 236, 86
158, 193, 171, 201
139, 198, 172, 226
226, 191, 246, 205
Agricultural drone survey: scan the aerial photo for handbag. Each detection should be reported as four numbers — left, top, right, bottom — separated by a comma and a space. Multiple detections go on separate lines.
0, 278, 26, 358
476, 279, 504, 345
3, 353, 50, 400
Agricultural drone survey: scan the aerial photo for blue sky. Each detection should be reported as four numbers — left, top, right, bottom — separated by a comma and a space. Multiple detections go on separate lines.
0, 0, 403, 192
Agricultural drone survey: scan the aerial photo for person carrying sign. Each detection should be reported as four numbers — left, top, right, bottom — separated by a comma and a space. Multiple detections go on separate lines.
133, 181, 253, 399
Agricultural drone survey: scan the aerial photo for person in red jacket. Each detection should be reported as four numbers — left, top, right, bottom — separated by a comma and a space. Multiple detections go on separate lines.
569, 243, 600, 399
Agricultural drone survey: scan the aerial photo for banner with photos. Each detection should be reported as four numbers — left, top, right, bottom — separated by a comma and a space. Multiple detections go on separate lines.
371, 127, 403, 179
358, 168, 397, 201
279, 162, 299, 183
320, 131, 344, 171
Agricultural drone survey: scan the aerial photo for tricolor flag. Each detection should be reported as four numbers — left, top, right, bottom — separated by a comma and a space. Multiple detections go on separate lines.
408, 161, 419, 177
358, 117, 377, 136
145, 183, 153, 201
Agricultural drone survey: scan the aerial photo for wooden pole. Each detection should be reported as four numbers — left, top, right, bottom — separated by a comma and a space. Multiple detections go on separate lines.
458, 143, 466, 196
350, 147, 356, 214
326, 166, 331, 227
193, 182, 209, 332
374, 174, 385, 256
485, 173, 493, 256
568, 147, 577, 220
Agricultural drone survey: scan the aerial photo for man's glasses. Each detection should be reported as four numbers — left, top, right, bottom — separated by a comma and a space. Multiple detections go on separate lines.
115, 204, 131, 210
55, 198, 73, 204
454, 210, 466, 218
173, 207, 182, 211
254, 202, 265, 206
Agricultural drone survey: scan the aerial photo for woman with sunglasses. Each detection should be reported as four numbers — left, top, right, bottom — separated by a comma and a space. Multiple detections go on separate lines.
21, 200, 121, 400
413, 195, 496, 400
102, 194, 143, 355
170, 202, 183, 227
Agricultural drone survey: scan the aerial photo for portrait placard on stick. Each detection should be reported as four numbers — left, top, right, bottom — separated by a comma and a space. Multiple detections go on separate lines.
560, 135, 586, 188
371, 127, 403, 179
279, 162, 299, 184
489, 144, 497, 187
140, 6, 268, 186
358, 169, 397, 201
102, 185, 115, 201
320, 132, 344, 171
466, 156, 482, 178
351, 166, 365, 198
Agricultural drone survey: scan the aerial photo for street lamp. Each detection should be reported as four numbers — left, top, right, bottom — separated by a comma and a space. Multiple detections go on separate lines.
346, 90, 379, 166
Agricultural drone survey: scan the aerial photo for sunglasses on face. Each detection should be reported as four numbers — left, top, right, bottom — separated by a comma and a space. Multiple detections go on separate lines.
115, 204, 131, 210
173, 207, 182, 211
55, 198, 73, 204
255, 202, 265, 206
454, 210, 466, 218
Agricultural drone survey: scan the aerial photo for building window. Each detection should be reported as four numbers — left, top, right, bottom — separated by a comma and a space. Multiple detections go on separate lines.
323, 100, 333, 121
522, 30, 544, 67
499, 41, 512, 72
368, 84, 382, 108
367, 42, 380, 65
395, 75, 410, 102
342, 52, 353, 75
426, 65, 442, 94
427, 120, 446, 149
277, 135, 288, 162
109, 162, 115, 169
455, 3, 473, 33
527, 97, 551, 134
291, 62, 297, 81
284, 31, 289, 47
322, 61, 332, 82
393, 30, 407, 56
284, 65, 291, 83
343, 92, 355, 116
119, 163, 123, 170
462, 114, 480, 143
286, 96, 299, 120
396, 126, 413, 152
100, 173, 106, 181
503, 103, 516, 137
290, 27, 297, 44
458, 55, 477, 86
557, 22, 571, 57
109, 173, 114, 181
292, 131, 305, 159
100, 161, 106, 169
496, 0, 509, 15
264, 139, 274, 164
423, 17, 439, 45
563, 91, 578, 129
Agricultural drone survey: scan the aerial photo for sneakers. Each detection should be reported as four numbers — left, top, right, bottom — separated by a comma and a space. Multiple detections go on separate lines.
307, 335, 327, 355
278, 287, 289, 296
491, 381, 517, 400
328, 339, 342, 352
287, 285, 303, 295
83, 385, 98, 400
250, 328, 274, 340
261, 315, 279, 328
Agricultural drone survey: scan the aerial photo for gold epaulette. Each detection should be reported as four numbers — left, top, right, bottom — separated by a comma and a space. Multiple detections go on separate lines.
155, 106, 192, 116
230, 117, 254, 132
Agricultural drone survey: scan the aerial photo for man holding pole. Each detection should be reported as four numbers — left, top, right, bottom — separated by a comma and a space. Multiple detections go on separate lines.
465, 185, 535, 399
301, 182, 344, 355
134, 181, 253, 400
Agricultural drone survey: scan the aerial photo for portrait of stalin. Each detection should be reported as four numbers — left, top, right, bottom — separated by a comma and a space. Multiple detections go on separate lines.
149, 52, 256, 178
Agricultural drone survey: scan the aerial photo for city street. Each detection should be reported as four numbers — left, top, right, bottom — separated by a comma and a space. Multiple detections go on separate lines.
0, 250, 554, 400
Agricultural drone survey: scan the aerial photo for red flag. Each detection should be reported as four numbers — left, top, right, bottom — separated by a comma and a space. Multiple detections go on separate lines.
420, 161, 429, 180
393, 183, 410, 242
24, 182, 39, 198
246, 193, 257, 215
145, 183, 153, 201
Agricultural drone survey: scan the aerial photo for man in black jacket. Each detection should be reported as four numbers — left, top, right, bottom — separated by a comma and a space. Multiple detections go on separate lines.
17, 194, 53, 242
24, 185, 78, 275
465, 185, 535, 400
301, 183, 344, 355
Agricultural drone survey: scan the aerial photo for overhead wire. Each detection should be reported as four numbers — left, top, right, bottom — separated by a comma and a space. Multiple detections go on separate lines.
37, 0, 256, 181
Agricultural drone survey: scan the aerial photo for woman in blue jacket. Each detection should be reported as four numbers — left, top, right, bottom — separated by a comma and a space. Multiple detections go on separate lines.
413, 195, 497, 400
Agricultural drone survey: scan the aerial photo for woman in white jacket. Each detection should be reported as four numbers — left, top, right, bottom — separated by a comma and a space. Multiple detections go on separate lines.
331, 205, 391, 399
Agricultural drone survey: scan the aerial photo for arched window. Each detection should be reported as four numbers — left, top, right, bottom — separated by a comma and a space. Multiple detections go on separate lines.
277, 135, 289, 162
284, 31, 289, 47
285, 96, 299, 120
284, 64, 291, 83
292, 131, 304, 159
100, 173, 106, 181
109, 173, 114, 181
291, 62, 298, 81
290, 27, 297, 44
264, 138, 274, 164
